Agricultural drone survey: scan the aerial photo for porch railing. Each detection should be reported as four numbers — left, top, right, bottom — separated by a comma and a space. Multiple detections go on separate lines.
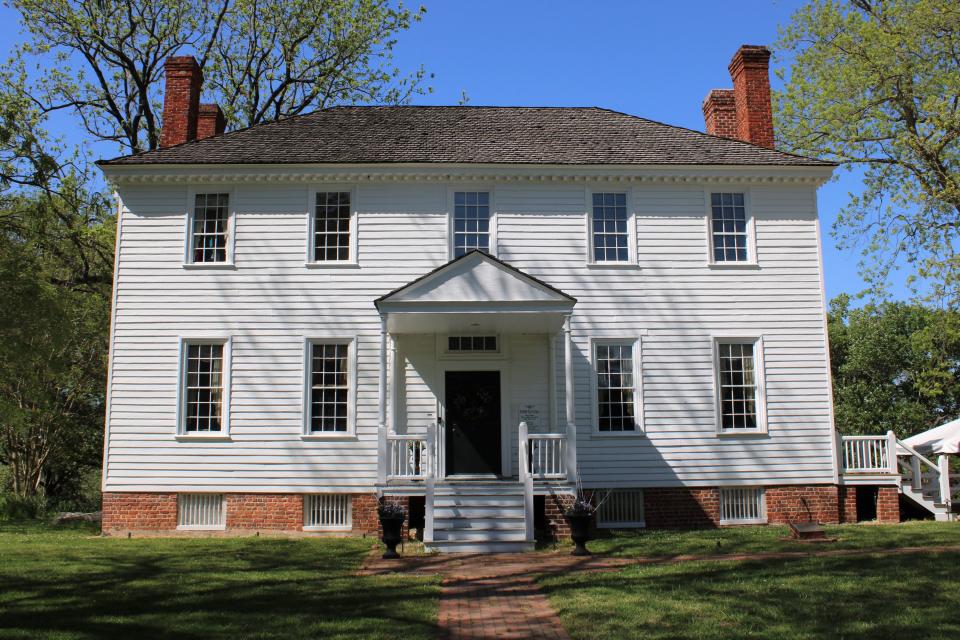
840, 433, 897, 474
527, 433, 567, 479
386, 434, 428, 479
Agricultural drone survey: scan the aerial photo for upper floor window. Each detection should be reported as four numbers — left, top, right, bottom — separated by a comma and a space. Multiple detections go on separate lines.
308, 341, 351, 433
453, 191, 490, 257
710, 192, 748, 262
190, 193, 230, 263
715, 339, 765, 433
594, 341, 639, 432
181, 341, 227, 433
313, 191, 352, 262
591, 192, 629, 263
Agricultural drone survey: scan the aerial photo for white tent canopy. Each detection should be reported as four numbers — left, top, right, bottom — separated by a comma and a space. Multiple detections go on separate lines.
900, 418, 960, 456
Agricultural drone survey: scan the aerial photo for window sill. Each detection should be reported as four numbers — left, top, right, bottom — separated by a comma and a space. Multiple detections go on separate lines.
304, 261, 360, 269
707, 262, 760, 270
586, 262, 641, 270
301, 433, 358, 441
182, 262, 237, 270
591, 430, 645, 438
303, 526, 352, 533
177, 525, 226, 531
716, 430, 769, 438
175, 434, 232, 442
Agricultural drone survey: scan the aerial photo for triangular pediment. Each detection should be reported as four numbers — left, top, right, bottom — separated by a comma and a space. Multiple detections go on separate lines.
377, 251, 575, 307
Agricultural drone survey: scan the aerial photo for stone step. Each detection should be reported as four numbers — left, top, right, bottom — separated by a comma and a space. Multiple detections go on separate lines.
433, 506, 525, 519
425, 540, 536, 554
434, 517, 525, 530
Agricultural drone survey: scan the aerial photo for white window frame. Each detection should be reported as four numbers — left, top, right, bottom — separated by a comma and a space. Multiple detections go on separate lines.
589, 337, 644, 436
183, 187, 237, 268
586, 188, 637, 267
704, 188, 758, 268
447, 186, 497, 260
303, 494, 353, 531
719, 487, 767, 525
177, 493, 226, 530
436, 333, 507, 360
302, 337, 358, 439
712, 335, 768, 435
305, 186, 359, 267
176, 336, 232, 440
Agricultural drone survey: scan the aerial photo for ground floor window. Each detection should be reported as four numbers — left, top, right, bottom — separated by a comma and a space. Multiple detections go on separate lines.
177, 493, 225, 529
304, 494, 352, 530
596, 489, 645, 528
719, 487, 766, 524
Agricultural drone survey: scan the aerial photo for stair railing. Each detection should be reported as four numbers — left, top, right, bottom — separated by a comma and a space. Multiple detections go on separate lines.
518, 421, 534, 542
424, 421, 436, 543
898, 438, 950, 507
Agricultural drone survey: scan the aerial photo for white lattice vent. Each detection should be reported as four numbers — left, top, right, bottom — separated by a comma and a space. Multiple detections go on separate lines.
720, 487, 766, 524
596, 490, 645, 528
177, 494, 225, 529
304, 494, 352, 530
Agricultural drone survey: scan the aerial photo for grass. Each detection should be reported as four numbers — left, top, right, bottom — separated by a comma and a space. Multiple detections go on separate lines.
539, 521, 960, 639
549, 520, 960, 557
0, 521, 439, 640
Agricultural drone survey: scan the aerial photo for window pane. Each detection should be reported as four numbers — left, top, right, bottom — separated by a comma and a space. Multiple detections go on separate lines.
191, 194, 229, 263
718, 342, 758, 430
453, 192, 490, 258
314, 192, 351, 261
185, 343, 224, 432
596, 343, 636, 431
592, 193, 629, 263
710, 192, 748, 262
310, 343, 349, 432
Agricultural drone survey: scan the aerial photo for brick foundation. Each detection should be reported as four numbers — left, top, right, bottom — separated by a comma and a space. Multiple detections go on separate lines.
102, 492, 178, 531
351, 494, 412, 538
542, 493, 576, 539
226, 494, 303, 531
877, 486, 901, 523
839, 486, 858, 524
644, 488, 721, 528
766, 485, 840, 525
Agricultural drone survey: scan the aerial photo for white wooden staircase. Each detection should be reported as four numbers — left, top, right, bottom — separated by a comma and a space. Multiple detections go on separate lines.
426, 481, 535, 553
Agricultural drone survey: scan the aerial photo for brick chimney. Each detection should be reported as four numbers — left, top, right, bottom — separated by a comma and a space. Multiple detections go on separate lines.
160, 56, 202, 148
197, 104, 226, 140
702, 45, 775, 149
702, 89, 737, 139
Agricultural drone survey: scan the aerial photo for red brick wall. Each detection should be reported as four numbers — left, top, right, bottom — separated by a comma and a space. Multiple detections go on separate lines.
877, 486, 901, 523
102, 492, 177, 531
728, 45, 775, 149
542, 493, 576, 539
702, 88, 737, 139
645, 488, 721, 528
839, 486, 858, 524
352, 494, 411, 537
226, 494, 303, 531
766, 485, 840, 525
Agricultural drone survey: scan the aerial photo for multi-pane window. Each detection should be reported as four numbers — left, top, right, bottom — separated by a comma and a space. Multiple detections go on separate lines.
710, 192, 748, 262
718, 342, 759, 431
184, 343, 225, 432
191, 193, 229, 263
453, 191, 490, 257
591, 192, 629, 262
314, 192, 351, 261
309, 342, 349, 432
595, 343, 637, 432
448, 336, 498, 352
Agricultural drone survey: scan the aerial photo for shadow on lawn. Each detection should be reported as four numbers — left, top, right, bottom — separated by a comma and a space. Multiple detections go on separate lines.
0, 537, 438, 640
538, 550, 960, 640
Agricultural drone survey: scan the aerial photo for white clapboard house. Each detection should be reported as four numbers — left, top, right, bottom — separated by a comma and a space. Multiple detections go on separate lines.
97, 45, 893, 552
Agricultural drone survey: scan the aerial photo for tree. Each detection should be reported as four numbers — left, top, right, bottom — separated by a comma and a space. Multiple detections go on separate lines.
10, 0, 429, 153
775, 0, 960, 302
828, 294, 960, 438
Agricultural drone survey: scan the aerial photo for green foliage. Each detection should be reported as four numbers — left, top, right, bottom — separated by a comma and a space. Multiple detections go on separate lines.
828, 294, 960, 437
9, 0, 431, 153
775, 0, 960, 302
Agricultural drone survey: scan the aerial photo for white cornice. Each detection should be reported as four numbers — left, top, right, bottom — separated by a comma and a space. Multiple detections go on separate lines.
101, 163, 834, 187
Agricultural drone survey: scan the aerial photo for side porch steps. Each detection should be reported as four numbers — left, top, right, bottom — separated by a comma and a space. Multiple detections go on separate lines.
425, 481, 535, 554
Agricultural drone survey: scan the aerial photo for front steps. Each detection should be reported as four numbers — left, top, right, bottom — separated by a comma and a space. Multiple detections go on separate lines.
426, 481, 534, 553
901, 484, 954, 521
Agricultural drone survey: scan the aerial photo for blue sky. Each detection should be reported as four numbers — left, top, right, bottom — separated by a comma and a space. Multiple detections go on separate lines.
0, 0, 883, 301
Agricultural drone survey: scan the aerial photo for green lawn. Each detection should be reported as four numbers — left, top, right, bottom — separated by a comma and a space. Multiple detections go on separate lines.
540, 521, 960, 640
0, 521, 439, 640
554, 520, 960, 557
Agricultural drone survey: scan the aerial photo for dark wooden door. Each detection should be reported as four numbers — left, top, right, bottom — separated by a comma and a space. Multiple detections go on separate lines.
444, 371, 502, 475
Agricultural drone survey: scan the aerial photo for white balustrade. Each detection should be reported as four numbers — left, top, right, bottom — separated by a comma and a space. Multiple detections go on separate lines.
386, 434, 427, 479
528, 434, 567, 479
840, 435, 892, 473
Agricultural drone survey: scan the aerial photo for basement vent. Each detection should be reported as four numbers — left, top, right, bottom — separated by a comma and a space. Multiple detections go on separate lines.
177, 493, 225, 529
304, 494, 352, 530
720, 487, 766, 524
448, 336, 498, 353
596, 490, 645, 528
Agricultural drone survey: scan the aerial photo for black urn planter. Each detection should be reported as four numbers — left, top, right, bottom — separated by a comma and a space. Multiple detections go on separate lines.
565, 513, 593, 556
379, 516, 405, 559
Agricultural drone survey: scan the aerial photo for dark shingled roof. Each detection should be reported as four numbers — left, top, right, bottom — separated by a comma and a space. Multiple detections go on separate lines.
97, 106, 833, 167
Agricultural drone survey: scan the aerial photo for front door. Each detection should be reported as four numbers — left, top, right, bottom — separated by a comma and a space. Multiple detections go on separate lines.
444, 371, 502, 476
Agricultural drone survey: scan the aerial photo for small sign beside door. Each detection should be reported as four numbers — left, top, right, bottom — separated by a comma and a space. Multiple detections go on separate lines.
518, 404, 542, 430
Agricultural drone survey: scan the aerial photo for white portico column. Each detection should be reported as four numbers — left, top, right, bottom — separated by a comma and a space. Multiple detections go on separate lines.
376, 314, 388, 485
564, 314, 577, 483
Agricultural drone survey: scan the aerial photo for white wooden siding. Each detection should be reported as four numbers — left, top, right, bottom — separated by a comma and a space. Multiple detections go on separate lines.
105, 180, 836, 492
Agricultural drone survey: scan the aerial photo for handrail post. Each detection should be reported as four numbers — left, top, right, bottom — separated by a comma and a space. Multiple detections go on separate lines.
563, 315, 577, 484
519, 421, 534, 542
939, 454, 951, 507
886, 430, 898, 474
425, 423, 436, 542
519, 421, 529, 478
377, 315, 388, 485
911, 456, 922, 490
